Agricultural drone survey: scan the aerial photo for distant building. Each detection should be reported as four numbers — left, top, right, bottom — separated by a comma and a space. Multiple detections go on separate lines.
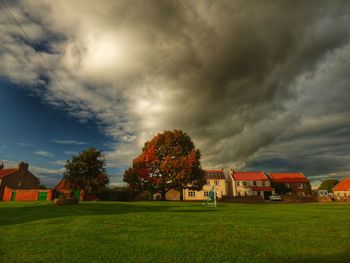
164, 169, 227, 201
228, 170, 274, 200
332, 178, 350, 200
267, 172, 311, 196
183, 169, 227, 201
54, 179, 84, 200
0, 162, 52, 201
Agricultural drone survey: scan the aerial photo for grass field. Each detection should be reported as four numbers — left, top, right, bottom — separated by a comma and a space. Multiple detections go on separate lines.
0, 201, 349, 263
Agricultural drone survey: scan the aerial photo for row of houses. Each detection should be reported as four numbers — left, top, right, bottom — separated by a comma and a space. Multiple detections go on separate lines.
1, 162, 350, 201
165, 169, 312, 201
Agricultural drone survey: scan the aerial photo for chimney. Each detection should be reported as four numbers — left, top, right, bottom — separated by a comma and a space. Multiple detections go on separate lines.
0, 162, 3, 169
18, 162, 29, 171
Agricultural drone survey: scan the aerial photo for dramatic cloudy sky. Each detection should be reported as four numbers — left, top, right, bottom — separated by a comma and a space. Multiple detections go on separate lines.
1, 0, 350, 186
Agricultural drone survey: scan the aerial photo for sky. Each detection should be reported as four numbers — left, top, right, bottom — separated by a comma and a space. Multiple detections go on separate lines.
1, 0, 350, 187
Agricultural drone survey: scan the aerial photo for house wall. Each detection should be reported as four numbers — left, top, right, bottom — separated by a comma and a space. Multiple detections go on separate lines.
232, 180, 271, 196
3, 186, 52, 201
165, 189, 180, 201
283, 182, 310, 195
333, 190, 350, 200
0, 164, 40, 200
183, 179, 227, 201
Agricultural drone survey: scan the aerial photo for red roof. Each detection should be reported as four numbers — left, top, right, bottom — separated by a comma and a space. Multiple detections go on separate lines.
231, 171, 268, 181
204, 170, 226, 180
333, 178, 350, 192
269, 172, 309, 183
0, 169, 17, 179
250, 186, 273, 191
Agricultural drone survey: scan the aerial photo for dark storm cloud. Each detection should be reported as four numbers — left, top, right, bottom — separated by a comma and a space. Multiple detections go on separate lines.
1, 0, 350, 184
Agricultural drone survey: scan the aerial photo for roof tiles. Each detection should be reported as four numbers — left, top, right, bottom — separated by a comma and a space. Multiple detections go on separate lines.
231, 171, 268, 181
268, 172, 309, 183
0, 169, 17, 179
333, 178, 350, 191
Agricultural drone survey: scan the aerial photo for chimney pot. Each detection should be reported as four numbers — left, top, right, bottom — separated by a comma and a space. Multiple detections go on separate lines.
18, 162, 29, 171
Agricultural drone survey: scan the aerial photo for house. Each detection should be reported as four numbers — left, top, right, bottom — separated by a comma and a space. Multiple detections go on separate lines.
54, 179, 84, 200
228, 170, 274, 200
267, 172, 311, 196
164, 169, 227, 201
182, 169, 227, 201
332, 178, 350, 200
0, 162, 52, 201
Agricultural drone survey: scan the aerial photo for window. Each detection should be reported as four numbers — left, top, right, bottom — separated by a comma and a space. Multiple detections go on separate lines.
236, 181, 240, 186
297, 183, 303, 189
214, 180, 219, 186
204, 191, 209, 197
188, 191, 196, 197
285, 183, 289, 188
262, 181, 265, 186
243, 181, 247, 186
253, 181, 257, 186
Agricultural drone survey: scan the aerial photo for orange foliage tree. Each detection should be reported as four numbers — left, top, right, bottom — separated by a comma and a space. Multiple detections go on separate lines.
123, 130, 206, 200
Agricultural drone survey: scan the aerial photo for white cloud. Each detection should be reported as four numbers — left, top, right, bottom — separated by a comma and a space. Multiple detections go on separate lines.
52, 140, 88, 145
34, 150, 54, 157
64, 151, 78, 156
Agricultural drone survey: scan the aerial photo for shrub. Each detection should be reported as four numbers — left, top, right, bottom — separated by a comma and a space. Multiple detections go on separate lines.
54, 198, 79, 205
96, 187, 138, 201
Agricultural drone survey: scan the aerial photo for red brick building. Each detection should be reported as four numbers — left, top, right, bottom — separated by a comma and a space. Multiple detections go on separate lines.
0, 162, 52, 201
268, 172, 311, 196
54, 179, 84, 200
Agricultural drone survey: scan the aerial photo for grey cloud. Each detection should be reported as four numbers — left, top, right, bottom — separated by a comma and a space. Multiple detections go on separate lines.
1, 1, 350, 182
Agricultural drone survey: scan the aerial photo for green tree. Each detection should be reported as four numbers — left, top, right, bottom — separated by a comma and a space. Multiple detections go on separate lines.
64, 147, 109, 200
319, 179, 339, 192
123, 130, 206, 200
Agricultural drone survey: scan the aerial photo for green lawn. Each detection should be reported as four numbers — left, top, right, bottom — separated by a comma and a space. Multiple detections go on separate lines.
0, 202, 349, 263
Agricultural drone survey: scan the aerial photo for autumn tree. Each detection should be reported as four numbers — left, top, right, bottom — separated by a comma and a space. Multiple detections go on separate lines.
64, 147, 109, 200
123, 130, 206, 200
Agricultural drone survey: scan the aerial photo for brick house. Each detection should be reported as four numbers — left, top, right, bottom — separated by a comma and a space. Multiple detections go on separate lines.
163, 169, 227, 201
332, 178, 350, 200
267, 172, 311, 196
54, 179, 84, 200
0, 162, 52, 201
228, 170, 274, 200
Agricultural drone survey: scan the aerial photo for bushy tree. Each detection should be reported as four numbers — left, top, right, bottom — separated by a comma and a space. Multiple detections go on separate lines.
123, 130, 206, 200
319, 179, 339, 192
64, 147, 109, 200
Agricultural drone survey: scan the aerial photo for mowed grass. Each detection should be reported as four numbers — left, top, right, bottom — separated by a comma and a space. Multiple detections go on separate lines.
0, 202, 349, 263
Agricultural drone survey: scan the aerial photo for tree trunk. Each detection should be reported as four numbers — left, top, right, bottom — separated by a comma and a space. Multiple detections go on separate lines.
179, 189, 184, 201
161, 191, 166, 201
